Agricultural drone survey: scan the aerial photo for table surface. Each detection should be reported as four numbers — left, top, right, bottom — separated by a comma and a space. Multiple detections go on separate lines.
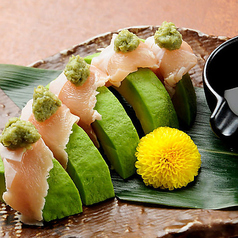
0, 0, 238, 66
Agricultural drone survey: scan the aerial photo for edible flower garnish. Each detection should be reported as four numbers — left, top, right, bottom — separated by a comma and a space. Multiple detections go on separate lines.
135, 127, 201, 190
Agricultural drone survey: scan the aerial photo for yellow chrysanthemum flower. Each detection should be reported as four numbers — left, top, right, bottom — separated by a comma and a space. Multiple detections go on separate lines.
135, 127, 201, 190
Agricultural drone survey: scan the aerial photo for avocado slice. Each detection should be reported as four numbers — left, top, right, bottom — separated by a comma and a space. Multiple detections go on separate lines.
0, 155, 82, 222
109, 87, 145, 138
84, 52, 101, 64
172, 73, 197, 128
0, 158, 5, 202
114, 68, 179, 134
92, 86, 140, 179
66, 123, 115, 205
43, 158, 82, 222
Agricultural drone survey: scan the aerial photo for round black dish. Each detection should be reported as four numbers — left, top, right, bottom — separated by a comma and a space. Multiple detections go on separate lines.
203, 36, 238, 143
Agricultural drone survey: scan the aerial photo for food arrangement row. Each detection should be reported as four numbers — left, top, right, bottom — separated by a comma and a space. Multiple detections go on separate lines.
0, 22, 200, 226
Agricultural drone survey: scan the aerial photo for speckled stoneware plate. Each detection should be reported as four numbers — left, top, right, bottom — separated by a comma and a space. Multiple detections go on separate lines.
1, 26, 237, 238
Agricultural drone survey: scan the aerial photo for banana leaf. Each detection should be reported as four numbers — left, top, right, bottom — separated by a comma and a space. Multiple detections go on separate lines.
112, 88, 238, 209
0, 64, 61, 108
0, 64, 238, 210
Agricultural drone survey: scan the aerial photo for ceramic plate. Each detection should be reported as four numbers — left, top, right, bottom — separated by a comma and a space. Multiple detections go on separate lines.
1, 26, 236, 238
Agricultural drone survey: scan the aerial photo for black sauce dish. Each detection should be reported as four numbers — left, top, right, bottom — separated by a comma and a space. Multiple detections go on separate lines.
203, 35, 238, 144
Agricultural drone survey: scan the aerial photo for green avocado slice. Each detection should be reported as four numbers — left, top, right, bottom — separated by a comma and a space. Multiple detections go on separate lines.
0, 155, 82, 222
84, 52, 101, 64
0, 158, 5, 202
114, 68, 179, 134
43, 158, 82, 222
66, 123, 115, 206
92, 86, 140, 179
172, 73, 197, 128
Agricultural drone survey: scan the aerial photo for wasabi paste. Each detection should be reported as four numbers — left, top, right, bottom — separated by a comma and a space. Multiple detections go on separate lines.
154, 21, 182, 51
114, 29, 140, 53
64, 55, 90, 86
0, 117, 40, 149
33, 85, 61, 122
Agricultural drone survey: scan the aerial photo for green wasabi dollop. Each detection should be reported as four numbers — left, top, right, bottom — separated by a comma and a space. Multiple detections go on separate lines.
64, 55, 90, 86
114, 29, 140, 53
33, 85, 61, 122
0, 117, 41, 149
154, 21, 182, 51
